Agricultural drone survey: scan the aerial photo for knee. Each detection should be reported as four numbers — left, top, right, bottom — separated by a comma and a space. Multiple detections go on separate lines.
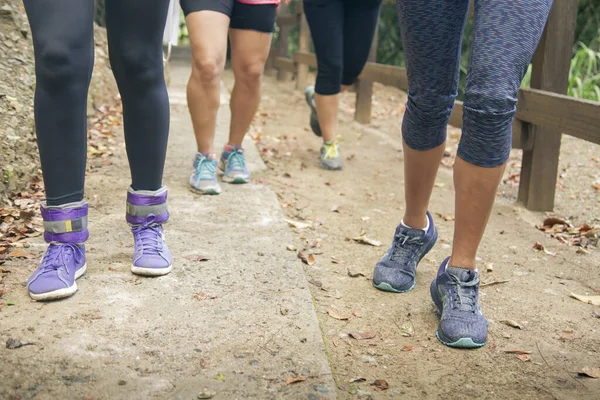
315, 60, 343, 95
402, 92, 456, 151
191, 57, 223, 85
36, 43, 92, 90
235, 62, 265, 87
110, 47, 162, 86
459, 91, 516, 168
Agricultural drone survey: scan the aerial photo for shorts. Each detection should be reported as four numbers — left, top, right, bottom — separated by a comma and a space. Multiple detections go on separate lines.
181, 0, 277, 33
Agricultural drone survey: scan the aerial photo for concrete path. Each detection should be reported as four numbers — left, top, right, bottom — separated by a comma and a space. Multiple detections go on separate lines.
0, 61, 335, 400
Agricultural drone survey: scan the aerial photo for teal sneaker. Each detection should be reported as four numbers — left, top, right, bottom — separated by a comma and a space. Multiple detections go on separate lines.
219, 145, 251, 184
189, 152, 221, 195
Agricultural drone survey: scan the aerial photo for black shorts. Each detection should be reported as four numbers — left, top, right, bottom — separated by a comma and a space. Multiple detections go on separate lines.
181, 0, 277, 33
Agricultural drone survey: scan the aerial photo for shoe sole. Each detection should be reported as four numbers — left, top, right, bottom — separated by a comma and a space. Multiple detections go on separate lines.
319, 160, 343, 171
218, 163, 250, 184
430, 278, 486, 349
189, 185, 221, 195
372, 227, 438, 293
28, 263, 87, 301
131, 264, 172, 277
305, 90, 322, 137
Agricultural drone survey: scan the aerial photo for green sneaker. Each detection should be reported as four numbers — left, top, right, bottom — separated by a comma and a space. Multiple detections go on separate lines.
218, 145, 251, 184
189, 152, 221, 195
320, 140, 343, 170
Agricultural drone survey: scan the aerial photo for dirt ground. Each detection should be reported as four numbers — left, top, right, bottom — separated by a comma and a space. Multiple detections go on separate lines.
232, 71, 600, 399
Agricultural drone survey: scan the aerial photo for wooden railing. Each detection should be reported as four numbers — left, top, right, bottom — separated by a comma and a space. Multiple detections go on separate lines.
269, 0, 600, 212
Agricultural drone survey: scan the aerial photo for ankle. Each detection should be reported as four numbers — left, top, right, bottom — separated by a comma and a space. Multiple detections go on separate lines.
448, 255, 476, 270
402, 214, 428, 230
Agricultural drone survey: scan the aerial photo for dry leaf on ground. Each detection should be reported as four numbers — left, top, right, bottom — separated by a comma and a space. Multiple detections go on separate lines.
568, 292, 600, 306
401, 345, 414, 351
194, 292, 216, 301
351, 235, 382, 247
578, 367, 600, 378
501, 320, 524, 329
285, 219, 312, 229
349, 377, 366, 383
184, 254, 209, 262
517, 354, 532, 362
533, 242, 556, 256
285, 376, 306, 385
371, 379, 389, 391
348, 331, 376, 340
504, 350, 532, 354
298, 251, 315, 266
327, 307, 349, 320
347, 267, 365, 278
400, 322, 414, 337
286, 244, 296, 251
560, 330, 581, 341
480, 279, 510, 288
8, 248, 36, 259
352, 311, 361, 318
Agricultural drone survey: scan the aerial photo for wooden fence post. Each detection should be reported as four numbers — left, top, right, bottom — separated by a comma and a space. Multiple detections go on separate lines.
276, 3, 293, 82
517, 0, 578, 211
354, 17, 379, 124
295, 11, 311, 90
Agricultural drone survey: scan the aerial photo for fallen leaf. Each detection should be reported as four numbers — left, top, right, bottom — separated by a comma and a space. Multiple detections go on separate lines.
347, 267, 365, 278
197, 391, 216, 399
349, 377, 366, 383
501, 320, 524, 329
400, 322, 414, 337
108, 267, 117, 272
194, 292, 217, 301
576, 248, 590, 255
578, 367, 600, 378
331, 205, 340, 213
6, 338, 33, 349
285, 376, 306, 385
8, 248, 35, 259
480, 279, 510, 288
593, 309, 600, 319
216, 373, 224, 381
560, 330, 580, 341
331, 256, 344, 264
348, 331, 376, 340
298, 251, 315, 266
401, 346, 414, 351
285, 219, 312, 229
435, 213, 455, 222
351, 235, 382, 247
486, 263, 494, 272
568, 292, 600, 306
592, 183, 600, 191
543, 217, 569, 227
184, 254, 209, 262
332, 339, 340, 347
352, 311, 361, 318
327, 307, 349, 320
371, 379, 389, 391
517, 354, 531, 362
361, 216, 370, 222
504, 350, 532, 354
308, 279, 322, 288
286, 244, 296, 251
533, 242, 556, 256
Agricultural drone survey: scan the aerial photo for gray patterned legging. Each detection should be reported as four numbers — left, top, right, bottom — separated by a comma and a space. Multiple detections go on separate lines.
398, 0, 553, 167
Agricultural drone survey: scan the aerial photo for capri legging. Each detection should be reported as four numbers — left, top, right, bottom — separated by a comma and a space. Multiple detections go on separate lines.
304, 0, 382, 96
398, 0, 552, 168
23, 0, 171, 206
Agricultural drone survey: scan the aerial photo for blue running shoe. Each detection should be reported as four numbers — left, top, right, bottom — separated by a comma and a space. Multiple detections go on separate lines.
430, 257, 488, 348
190, 152, 221, 195
219, 145, 251, 184
373, 211, 437, 292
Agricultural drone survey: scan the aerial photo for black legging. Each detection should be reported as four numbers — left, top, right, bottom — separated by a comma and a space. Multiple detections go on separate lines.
303, 0, 382, 95
23, 0, 170, 206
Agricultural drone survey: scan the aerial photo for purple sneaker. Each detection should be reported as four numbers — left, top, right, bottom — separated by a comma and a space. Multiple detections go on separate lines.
27, 201, 89, 301
126, 187, 172, 276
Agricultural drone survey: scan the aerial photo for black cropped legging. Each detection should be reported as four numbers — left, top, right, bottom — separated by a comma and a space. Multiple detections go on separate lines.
23, 0, 170, 206
303, 0, 382, 95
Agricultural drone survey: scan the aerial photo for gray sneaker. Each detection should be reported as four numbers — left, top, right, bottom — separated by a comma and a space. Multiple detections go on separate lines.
373, 211, 437, 292
320, 140, 343, 170
304, 86, 322, 137
218, 146, 251, 184
430, 257, 488, 348
189, 152, 221, 195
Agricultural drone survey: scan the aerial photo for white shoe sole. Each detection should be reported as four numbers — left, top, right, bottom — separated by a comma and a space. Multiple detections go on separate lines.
131, 264, 173, 277
28, 263, 87, 301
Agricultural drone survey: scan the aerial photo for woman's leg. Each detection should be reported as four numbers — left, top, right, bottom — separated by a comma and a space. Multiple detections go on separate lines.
181, 0, 231, 195
221, 3, 275, 184
23, 0, 94, 301
373, 0, 468, 294
105, 0, 173, 276
452, 0, 553, 269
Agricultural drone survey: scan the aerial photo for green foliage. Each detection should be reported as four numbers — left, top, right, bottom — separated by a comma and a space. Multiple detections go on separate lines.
569, 40, 600, 100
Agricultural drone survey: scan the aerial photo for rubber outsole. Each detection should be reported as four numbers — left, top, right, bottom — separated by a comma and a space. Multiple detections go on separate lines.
28, 263, 87, 301
189, 185, 221, 195
131, 264, 172, 277
435, 330, 486, 349
373, 281, 415, 293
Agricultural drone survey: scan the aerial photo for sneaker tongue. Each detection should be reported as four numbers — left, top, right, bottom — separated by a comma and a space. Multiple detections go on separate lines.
446, 266, 474, 282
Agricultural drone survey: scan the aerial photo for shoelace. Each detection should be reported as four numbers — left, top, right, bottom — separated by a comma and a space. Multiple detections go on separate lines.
40, 243, 79, 274
448, 273, 480, 313
226, 150, 246, 172
194, 157, 216, 180
390, 232, 423, 262
132, 215, 163, 256
323, 141, 339, 159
